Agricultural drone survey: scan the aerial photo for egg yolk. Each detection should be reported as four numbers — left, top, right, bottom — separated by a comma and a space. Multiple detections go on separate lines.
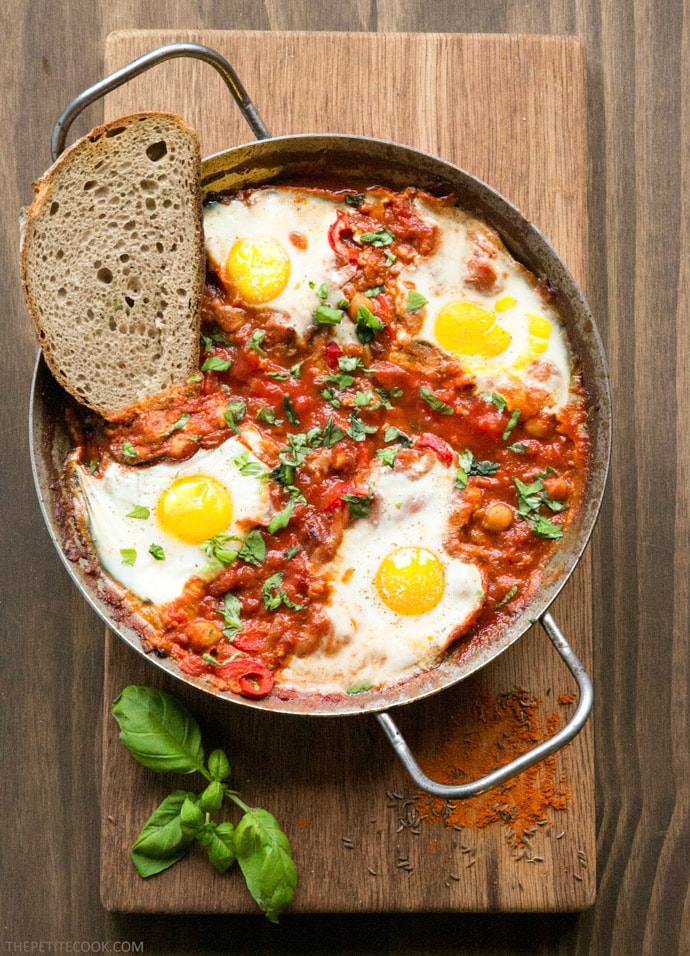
226, 237, 290, 304
434, 301, 511, 357
511, 312, 552, 371
156, 475, 233, 545
375, 546, 446, 615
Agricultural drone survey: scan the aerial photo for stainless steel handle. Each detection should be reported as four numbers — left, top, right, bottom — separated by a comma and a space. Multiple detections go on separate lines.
377, 611, 593, 798
51, 41, 270, 161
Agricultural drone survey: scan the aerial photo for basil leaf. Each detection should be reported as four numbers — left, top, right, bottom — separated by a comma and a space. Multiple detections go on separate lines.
341, 491, 374, 519
163, 412, 192, 438
248, 330, 266, 355
268, 498, 297, 534
383, 425, 412, 446
502, 408, 521, 440
262, 572, 304, 611
207, 748, 231, 782
204, 821, 236, 874
235, 808, 297, 923
481, 391, 507, 413
221, 591, 242, 640
419, 387, 454, 415
290, 362, 303, 379
232, 451, 268, 481
112, 686, 205, 774
508, 442, 528, 454
321, 415, 346, 448
344, 193, 365, 207
202, 355, 232, 372
364, 285, 385, 297
148, 543, 165, 561
376, 446, 399, 468
120, 548, 137, 566
359, 227, 395, 247
528, 514, 564, 539
315, 304, 344, 326
126, 505, 150, 520
282, 395, 300, 426
224, 399, 247, 433
202, 532, 240, 565
198, 780, 225, 813
130, 790, 198, 877
471, 459, 500, 477
179, 795, 205, 836
285, 545, 301, 559
355, 304, 386, 344
238, 529, 266, 566
406, 290, 428, 311
267, 370, 288, 381
347, 410, 378, 441
256, 407, 282, 425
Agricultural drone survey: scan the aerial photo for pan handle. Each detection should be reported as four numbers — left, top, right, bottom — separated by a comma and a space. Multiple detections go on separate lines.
376, 611, 593, 799
51, 42, 270, 161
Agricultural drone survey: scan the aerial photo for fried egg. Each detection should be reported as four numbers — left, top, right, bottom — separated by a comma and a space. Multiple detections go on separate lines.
396, 199, 573, 408
74, 437, 272, 605
204, 188, 354, 340
279, 453, 485, 693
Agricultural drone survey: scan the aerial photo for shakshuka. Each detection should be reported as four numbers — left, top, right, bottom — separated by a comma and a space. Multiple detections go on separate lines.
64, 185, 590, 700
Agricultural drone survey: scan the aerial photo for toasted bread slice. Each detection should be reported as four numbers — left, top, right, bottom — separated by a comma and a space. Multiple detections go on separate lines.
20, 112, 204, 419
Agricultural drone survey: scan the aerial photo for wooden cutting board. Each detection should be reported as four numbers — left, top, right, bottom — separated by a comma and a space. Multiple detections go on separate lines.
99, 30, 594, 913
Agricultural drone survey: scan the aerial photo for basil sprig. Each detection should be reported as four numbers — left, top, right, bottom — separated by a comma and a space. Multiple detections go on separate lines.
112, 686, 297, 922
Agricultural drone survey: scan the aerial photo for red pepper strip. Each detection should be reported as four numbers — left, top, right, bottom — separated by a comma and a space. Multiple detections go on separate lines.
328, 212, 360, 263
323, 480, 355, 511
415, 432, 455, 467
324, 340, 344, 369
216, 658, 275, 699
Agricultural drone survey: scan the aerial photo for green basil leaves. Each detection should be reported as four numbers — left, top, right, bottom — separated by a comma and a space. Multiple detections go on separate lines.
112, 685, 297, 922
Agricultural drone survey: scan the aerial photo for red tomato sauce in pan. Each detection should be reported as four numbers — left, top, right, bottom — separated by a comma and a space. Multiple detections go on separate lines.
67, 185, 590, 701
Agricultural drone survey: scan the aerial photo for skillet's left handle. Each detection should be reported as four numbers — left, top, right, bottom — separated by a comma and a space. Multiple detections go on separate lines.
51, 42, 270, 161
377, 611, 593, 799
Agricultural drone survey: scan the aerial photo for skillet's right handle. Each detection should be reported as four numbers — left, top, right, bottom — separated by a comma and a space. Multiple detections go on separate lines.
51, 42, 270, 161
377, 611, 593, 799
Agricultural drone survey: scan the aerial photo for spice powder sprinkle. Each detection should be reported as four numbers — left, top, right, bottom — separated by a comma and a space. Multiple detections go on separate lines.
414, 687, 572, 846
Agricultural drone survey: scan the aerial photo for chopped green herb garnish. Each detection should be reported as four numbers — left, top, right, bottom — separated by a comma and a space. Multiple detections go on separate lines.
406, 290, 428, 312
315, 282, 329, 300
503, 408, 521, 440
383, 426, 412, 446
126, 505, 150, 520
344, 193, 366, 207
163, 412, 191, 438
122, 442, 137, 461
232, 451, 268, 482
508, 442, 528, 454
148, 543, 165, 561
321, 415, 346, 448
220, 591, 242, 640
282, 396, 300, 426
347, 409, 378, 441
237, 529, 266, 566
341, 490, 374, 518
290, 362, 303, 379
267, 371, 289, 381
224, 399, 247, 433
262, 572, 304, 611
255, 407, 283, 425
364, 285, 386, 297
315, 304, 344, 326
285, 545, 301, 560
419, 387, 454, 415
496, 585, 518, 608
355, 304, 386, 344
376, 446, 399, 468
481, 391, 508, 413
120, 548, 136, 566
267, 498, 297, 534
346, 682, 373, 695
201, 532, 241, 565
359, 227, 395, 247
247, 330, 267, 355
202, 355, 232, 373
456, 449, 500, 488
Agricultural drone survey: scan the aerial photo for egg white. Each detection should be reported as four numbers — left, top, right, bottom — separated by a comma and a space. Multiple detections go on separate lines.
74, 437, 273, 606
396, 199, 573, 409
279, 454, 485, 693
204, 189, 355, 340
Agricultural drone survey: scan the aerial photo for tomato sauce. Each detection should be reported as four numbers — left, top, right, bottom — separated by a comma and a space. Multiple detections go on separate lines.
68, 186, 590, 700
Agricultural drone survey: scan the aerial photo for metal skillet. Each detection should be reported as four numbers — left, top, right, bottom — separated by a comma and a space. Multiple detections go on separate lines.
30, 43, 611, 798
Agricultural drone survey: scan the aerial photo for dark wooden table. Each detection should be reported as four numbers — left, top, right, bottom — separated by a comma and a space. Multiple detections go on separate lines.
2, 2, 688, 954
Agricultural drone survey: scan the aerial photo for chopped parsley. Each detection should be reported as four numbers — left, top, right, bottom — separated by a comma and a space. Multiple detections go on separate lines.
481, 391, 508, 413
455, 449, 500, 489
232, 451, 268, 482
162, 412, 191, 438
237, 529, 267, 566
419, 387, 454, 415
148, 543, 165, 561
122, 442, 137, 461
282, 395, 300, 426
347, 409, 378, 442
255, 406, 283, 426
267, 497, 297, 534
223, 399, 247, 433
406, 290, 428, 312
354, 304, 386, 344
376, 446, 399, 468
315, 304, 344, 326
341, 490, 374, 519
202, 355, 232, 373
220, 591, 242, 640
503, 408, 521, 440
513, 474, 569, 539
383, 425, 412, 446
359, 227, 395, 247
247, 330, 267, 355
262, 572, 304, 611
120, 548, 136, 566
126, 505, 150, 520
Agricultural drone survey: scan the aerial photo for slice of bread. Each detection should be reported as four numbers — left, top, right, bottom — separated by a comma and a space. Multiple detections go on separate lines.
20, 112, 204, 419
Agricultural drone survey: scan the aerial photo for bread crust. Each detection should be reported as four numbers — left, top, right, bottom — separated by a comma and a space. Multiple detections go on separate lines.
20, 112, 204, 419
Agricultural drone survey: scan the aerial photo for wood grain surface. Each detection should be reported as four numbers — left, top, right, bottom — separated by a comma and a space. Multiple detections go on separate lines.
2, 1, 689, 954
97, 29, 594, 916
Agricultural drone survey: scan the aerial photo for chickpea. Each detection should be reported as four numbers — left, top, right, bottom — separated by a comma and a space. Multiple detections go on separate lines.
543, 476, 569, 501
186, 620, 223, 652
482, 502, 514, 532
524, 415, 552, 439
